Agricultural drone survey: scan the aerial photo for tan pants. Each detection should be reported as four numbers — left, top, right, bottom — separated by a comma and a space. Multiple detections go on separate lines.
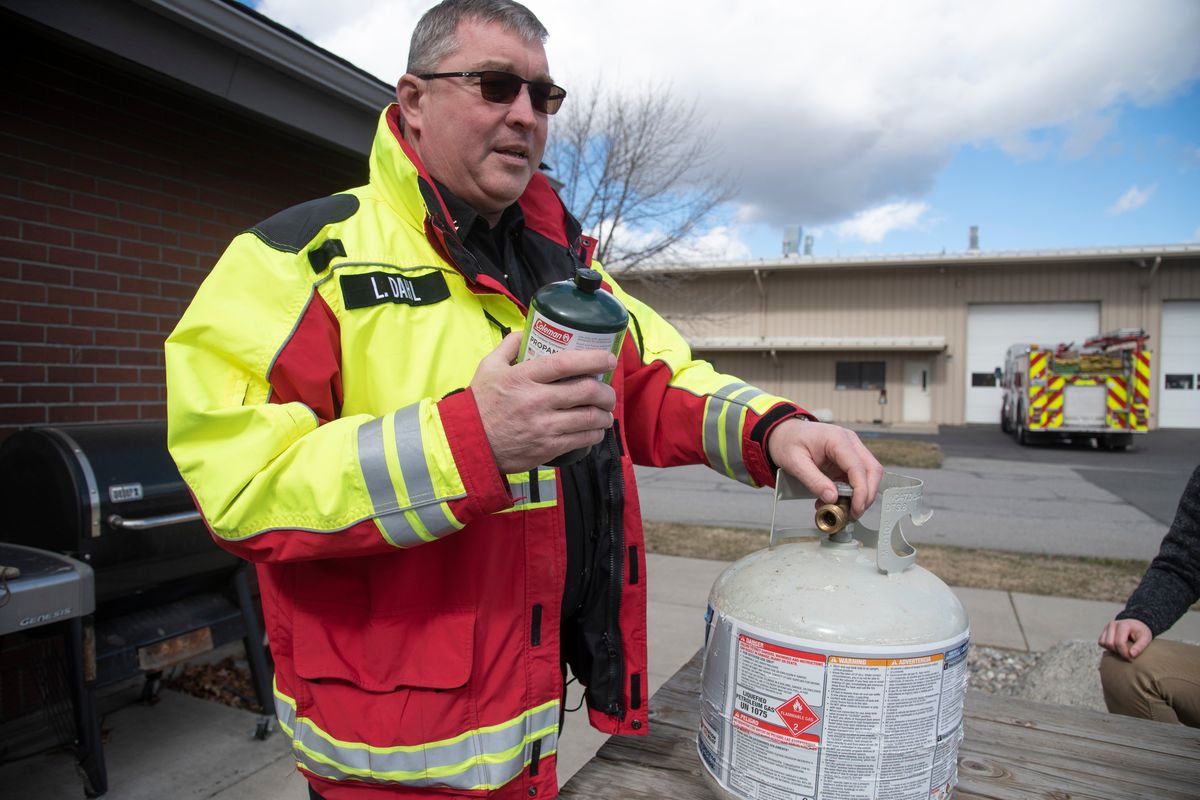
1099, 639, 1200, 727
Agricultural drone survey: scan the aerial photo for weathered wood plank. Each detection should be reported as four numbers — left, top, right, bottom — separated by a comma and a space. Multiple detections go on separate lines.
961, 716, 1200, 794
955, 750, 1200, 800
964, 689, 1200, 758
560, 755, 709, 798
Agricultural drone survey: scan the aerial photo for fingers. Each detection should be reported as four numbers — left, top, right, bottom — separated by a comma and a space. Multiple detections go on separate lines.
520, 347, 617, 384
1098, 619, 1153, 661
497, 330, 522, 363
548, 374, 616, 413
470, 336, 618, 474
1126, 621, 1153, 659
842, 432, 884, 517
1098, 621, 1118, 653
768, 420, 884, 517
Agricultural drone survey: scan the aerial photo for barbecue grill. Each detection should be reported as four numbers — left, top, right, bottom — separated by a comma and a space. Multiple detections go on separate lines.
0, 421, 273, 798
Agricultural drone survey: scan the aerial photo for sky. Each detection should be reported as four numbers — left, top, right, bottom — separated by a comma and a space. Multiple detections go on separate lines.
252, 0, 1200, 261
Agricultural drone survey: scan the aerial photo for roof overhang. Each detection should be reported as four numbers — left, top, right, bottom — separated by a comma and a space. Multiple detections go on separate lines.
689, 336, 948, 352
1, 0, 393, 156
615, 244, 1200, 278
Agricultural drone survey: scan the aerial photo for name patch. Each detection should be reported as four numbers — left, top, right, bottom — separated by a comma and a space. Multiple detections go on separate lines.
341, 271, 451, 309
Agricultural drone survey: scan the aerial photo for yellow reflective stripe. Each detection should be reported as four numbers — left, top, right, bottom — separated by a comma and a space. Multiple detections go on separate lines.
357, 405, 464, 547
1108, 379, 1128, 405
703, 382, 764, 485
1135, 351, 1151, 404
275, 682, 558, 790
1030, 353, 1046, 379
499, 470, 558, 513
1048, 376, 1066, 391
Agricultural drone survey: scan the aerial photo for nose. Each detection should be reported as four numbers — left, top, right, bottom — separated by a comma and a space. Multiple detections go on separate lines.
505, 84, 538, 128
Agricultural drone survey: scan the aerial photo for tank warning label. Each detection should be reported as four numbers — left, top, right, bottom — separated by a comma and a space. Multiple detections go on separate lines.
520, 310, 624, 382
699, 616, 969, 800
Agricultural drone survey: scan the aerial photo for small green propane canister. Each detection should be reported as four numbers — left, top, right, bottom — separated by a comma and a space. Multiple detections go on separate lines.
518, 267, 629, 466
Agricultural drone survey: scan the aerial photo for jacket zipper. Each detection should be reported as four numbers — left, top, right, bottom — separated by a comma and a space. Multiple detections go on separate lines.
603, 427, 625, 718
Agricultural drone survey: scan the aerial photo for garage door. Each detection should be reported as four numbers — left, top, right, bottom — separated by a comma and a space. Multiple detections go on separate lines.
1159, 300, 1200, 428
965, 302, 1099, 424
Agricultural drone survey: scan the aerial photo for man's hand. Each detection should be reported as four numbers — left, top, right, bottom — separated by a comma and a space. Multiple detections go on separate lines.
1098, 618, 1153, 661
766, 419, 884, 518
471, 333, 617, 474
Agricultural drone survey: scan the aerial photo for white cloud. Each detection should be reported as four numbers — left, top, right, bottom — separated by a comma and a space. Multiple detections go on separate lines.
834, 201, 931, 243
256, 0, 1200, 230
589, 219, 753, 264
1107, 184, 1157, 215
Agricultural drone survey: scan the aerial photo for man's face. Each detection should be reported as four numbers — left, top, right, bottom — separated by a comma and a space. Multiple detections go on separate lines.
402, 19, 551, 223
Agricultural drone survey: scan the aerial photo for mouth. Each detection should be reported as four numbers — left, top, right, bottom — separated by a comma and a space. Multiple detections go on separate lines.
494, 145, 530, 162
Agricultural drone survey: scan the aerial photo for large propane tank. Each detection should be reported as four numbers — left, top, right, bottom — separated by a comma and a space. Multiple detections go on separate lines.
698, 472, 970, 800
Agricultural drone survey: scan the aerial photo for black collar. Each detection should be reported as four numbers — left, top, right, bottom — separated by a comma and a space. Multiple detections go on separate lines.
432, 178, 524, 239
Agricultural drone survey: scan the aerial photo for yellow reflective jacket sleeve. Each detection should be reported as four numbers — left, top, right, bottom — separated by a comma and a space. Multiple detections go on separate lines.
598, 267, 808, 488
165, 231, 513, 563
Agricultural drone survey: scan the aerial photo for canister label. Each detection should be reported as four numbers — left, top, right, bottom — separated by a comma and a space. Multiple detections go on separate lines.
519, 310, 624, 383
700, 612, 970, 800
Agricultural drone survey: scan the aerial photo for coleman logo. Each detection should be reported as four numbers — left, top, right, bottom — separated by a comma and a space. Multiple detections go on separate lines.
341, 270, 451, 310
533, 318, 572, 345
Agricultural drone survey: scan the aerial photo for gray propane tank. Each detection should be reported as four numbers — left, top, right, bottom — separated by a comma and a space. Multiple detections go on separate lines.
698, 471, 970, 800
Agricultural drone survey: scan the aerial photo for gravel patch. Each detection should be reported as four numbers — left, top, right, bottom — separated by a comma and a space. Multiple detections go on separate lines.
968, 641, 1108, 714
968, 645, 1040, 696
1017, 639, 1106, 712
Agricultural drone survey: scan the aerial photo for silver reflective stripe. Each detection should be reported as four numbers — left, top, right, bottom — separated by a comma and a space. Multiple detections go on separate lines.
277, 688, 558, 789
703, 383, 765, 483
506, 471, 558, 510
722, 385, 764, 484
391, 405, 457, 537
356, 407, 462, 547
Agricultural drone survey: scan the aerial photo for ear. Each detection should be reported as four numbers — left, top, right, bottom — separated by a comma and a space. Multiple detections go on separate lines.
395, 74, 425, 136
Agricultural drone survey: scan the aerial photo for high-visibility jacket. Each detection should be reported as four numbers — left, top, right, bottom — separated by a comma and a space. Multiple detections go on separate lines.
165, 105, 808, 800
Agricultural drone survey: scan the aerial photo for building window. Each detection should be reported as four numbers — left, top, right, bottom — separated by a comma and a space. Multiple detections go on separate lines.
1165, 373, 1195, 390
971, 372, 998, 387
835, 361, 886, 390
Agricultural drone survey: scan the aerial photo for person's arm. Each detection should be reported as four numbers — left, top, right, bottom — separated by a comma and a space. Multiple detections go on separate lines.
166, 232, 514, 564
1099, 464, 1200, 658
602, 269, 881, 513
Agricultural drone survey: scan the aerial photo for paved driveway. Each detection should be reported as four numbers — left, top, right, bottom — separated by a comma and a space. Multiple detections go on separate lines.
633, 427, 1199, 561
870, 426, 1199, 527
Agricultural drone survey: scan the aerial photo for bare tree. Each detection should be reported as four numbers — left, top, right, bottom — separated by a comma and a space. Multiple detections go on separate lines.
547, 82, 736, 271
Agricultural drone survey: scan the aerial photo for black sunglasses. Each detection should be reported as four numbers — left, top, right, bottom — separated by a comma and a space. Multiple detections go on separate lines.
418, 70, 567, 115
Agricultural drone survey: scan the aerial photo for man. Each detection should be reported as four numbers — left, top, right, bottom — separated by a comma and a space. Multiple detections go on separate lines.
1097, 464, 1200, 727
165, 2, 882, 798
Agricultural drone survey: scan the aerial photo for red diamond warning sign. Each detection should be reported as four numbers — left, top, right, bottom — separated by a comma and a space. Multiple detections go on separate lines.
776, 694, 820, 736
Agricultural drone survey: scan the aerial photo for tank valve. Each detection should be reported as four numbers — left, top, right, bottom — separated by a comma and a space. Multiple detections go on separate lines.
815, 497, 851, 534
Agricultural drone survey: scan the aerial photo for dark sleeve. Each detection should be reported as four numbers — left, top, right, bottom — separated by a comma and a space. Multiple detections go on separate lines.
1116, 465, 1200, 636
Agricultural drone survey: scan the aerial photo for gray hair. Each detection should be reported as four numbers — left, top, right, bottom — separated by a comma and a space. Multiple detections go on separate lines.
407, 0, 549, 74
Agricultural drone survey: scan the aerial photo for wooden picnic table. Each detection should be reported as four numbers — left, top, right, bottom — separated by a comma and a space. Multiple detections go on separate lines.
560, 650, 1200, 799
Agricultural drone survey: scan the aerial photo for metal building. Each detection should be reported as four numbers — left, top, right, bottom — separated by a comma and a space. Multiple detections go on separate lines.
615, 245, 1200, 429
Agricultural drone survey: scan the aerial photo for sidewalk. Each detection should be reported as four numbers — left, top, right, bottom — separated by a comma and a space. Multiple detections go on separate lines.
3, 552, 1198, 799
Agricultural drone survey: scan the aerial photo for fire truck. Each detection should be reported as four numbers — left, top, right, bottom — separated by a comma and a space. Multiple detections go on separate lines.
999, 328, 1153, 449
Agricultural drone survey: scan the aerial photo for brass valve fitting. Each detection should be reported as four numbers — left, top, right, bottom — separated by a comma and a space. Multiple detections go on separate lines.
815, 497, 852, 534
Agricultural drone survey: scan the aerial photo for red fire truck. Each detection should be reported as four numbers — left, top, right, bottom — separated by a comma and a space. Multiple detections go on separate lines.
999, 329, 1152, 449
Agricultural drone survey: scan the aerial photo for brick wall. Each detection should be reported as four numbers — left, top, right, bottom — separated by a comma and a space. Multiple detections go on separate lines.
0, 32, 368, 436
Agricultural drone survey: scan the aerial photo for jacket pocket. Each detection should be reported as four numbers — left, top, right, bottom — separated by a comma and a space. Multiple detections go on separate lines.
293, 604, 475, 692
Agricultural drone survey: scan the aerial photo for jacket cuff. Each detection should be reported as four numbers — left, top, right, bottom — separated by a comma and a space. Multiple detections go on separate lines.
746, 403, 815, 486
437, 388, 513, 517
